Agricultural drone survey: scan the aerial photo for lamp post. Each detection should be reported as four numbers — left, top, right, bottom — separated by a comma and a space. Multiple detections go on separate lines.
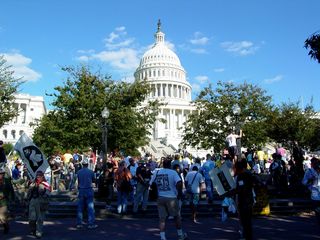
232, 104, 241, 161
101, 107, 110, 161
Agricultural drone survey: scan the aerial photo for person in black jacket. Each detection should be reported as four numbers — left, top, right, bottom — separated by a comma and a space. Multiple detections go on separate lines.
234, 160, 255, 240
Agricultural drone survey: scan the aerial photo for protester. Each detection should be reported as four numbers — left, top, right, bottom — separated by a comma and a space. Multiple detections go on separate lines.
76, 158, 97, 229
302, 157, 320, 221
133, 160, 152, 213
103, 162, 115, 210
27, 171, 51, 238
201, 153, 215, 204
114, 160, 132, 214
12, 161, 22, 180
234, 160, 256, 240
0, 141, 7, 164
150, 158, 187, 240
185, 165, 204, 223
0, 164, 10, 235
226, 130, 241, 161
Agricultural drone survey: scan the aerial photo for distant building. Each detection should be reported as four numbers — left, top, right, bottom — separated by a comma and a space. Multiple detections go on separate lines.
0, 93, 47, 144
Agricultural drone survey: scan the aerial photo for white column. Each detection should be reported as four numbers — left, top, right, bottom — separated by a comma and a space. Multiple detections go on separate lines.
170, 109, 175, 130
166, 85, 169, 97
155, 84, 158, 97
160, 84, 163, 97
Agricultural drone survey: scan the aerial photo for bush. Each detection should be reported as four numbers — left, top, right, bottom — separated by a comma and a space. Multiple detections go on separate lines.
3, 143, 13, 155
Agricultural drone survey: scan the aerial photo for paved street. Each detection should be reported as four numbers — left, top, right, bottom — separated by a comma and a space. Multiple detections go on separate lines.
2, 214, 320, 240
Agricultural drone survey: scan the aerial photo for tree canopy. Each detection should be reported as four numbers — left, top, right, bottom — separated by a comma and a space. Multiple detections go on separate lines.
305, 32, 320, 63
268, 102, 320, 150
0, 55, 22, 127
32, 66, 161, 156
181, 81, 274, 152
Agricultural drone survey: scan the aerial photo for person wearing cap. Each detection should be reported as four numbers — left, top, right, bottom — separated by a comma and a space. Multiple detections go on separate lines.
76, 158, 97, 229
27, 171, 51, 238
0, 165, 10, 235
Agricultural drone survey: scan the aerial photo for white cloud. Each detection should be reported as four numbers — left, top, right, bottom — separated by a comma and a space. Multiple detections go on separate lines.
1, 52, 42, 82
121, 75, 135, 83
191, 48, 207, 54
263, 75, 283, 84
103, 26, 135, 50
214, 68, 225, 73
195, 75, 209, 84
221, 41, 259, 56
191, 83, 201, 92
190, 32, 210, 45
165, 41, 176, 51
77, 26, 140, 72
92, 48, 139, 71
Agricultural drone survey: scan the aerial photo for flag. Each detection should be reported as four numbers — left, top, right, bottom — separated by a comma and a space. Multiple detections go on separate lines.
14, 133, 49, 180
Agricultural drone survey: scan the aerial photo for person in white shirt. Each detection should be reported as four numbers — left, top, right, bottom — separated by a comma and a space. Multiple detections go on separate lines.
150, 158, 187, 240
185, 166, 204, 223
226, 130, 241, 161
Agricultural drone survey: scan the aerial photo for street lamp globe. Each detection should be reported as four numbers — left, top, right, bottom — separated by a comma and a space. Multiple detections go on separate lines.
101, 107, 110, 119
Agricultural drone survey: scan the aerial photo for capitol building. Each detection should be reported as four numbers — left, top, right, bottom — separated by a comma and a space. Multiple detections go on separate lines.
135, 21, 206, 156
0, 93, 47, 144
0, 21, 208, 157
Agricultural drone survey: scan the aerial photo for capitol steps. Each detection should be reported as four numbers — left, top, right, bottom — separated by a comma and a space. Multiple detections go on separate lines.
45, 191, 314, 219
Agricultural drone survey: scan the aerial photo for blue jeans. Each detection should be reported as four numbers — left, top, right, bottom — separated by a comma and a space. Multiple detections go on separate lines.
77, 188, 95, 225
117, 190, 128, 214
205, 179, 213, 201
133, 183, 149, 212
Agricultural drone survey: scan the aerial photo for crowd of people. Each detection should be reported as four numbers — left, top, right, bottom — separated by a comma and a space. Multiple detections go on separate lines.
0, 138, 319, 239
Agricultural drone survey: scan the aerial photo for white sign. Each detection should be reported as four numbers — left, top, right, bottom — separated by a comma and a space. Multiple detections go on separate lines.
209, 163, 236, 195
14, 133, 49, 180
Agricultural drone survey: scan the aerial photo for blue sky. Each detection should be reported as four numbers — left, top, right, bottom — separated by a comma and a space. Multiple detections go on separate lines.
1, 0, 320, 110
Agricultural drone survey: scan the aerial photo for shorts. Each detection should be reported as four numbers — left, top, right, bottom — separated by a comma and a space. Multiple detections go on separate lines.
189, 193, 200, 206
228, 146, 237, 158
157, 197, 180, 221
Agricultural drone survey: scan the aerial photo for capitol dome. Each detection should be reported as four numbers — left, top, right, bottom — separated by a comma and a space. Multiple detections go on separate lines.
134, 20, 191, 102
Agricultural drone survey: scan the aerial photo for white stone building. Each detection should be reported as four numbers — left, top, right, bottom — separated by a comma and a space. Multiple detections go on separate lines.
0, 93, 47, 144
135, 21, 205, 156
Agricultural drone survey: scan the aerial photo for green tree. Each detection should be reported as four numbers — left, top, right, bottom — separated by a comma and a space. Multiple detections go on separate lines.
305, 32, 320, 63
181, 81, 274, 152
33, 65, 161, 156
0, 55, 22, 127
268, 102, 319, 150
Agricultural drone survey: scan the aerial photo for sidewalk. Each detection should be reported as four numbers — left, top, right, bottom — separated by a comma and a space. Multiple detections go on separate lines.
2, 214, 320, 240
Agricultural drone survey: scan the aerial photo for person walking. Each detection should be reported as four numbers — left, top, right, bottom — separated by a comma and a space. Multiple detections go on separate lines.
114, 160, 132, 214
201, 153, 215, 204
27, 171, 51, 238
150, 158, 187, 240
234, 160, 256, 240
185, 165, 204, 223
76, 158, 97, 229
0, 164, 10, 235
133, 160, 152, 213
0, 141, 7, 164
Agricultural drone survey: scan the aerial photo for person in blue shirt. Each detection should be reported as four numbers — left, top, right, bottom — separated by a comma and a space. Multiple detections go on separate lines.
12, 162, 22, 180
201, 153, 215, 204
76, 157, 97, 229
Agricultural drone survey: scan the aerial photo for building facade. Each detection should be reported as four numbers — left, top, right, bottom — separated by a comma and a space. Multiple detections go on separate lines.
134, 21, 196, 150
0, 93, 47, 144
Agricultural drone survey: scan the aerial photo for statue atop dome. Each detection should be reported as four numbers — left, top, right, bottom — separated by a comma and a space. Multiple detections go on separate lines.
157, 19, 161, 32
154, 19, 165, 44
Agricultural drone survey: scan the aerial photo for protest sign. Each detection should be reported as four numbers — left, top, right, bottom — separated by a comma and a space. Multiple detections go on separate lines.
14, 133, 49, 180
210, 163, 236, 195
